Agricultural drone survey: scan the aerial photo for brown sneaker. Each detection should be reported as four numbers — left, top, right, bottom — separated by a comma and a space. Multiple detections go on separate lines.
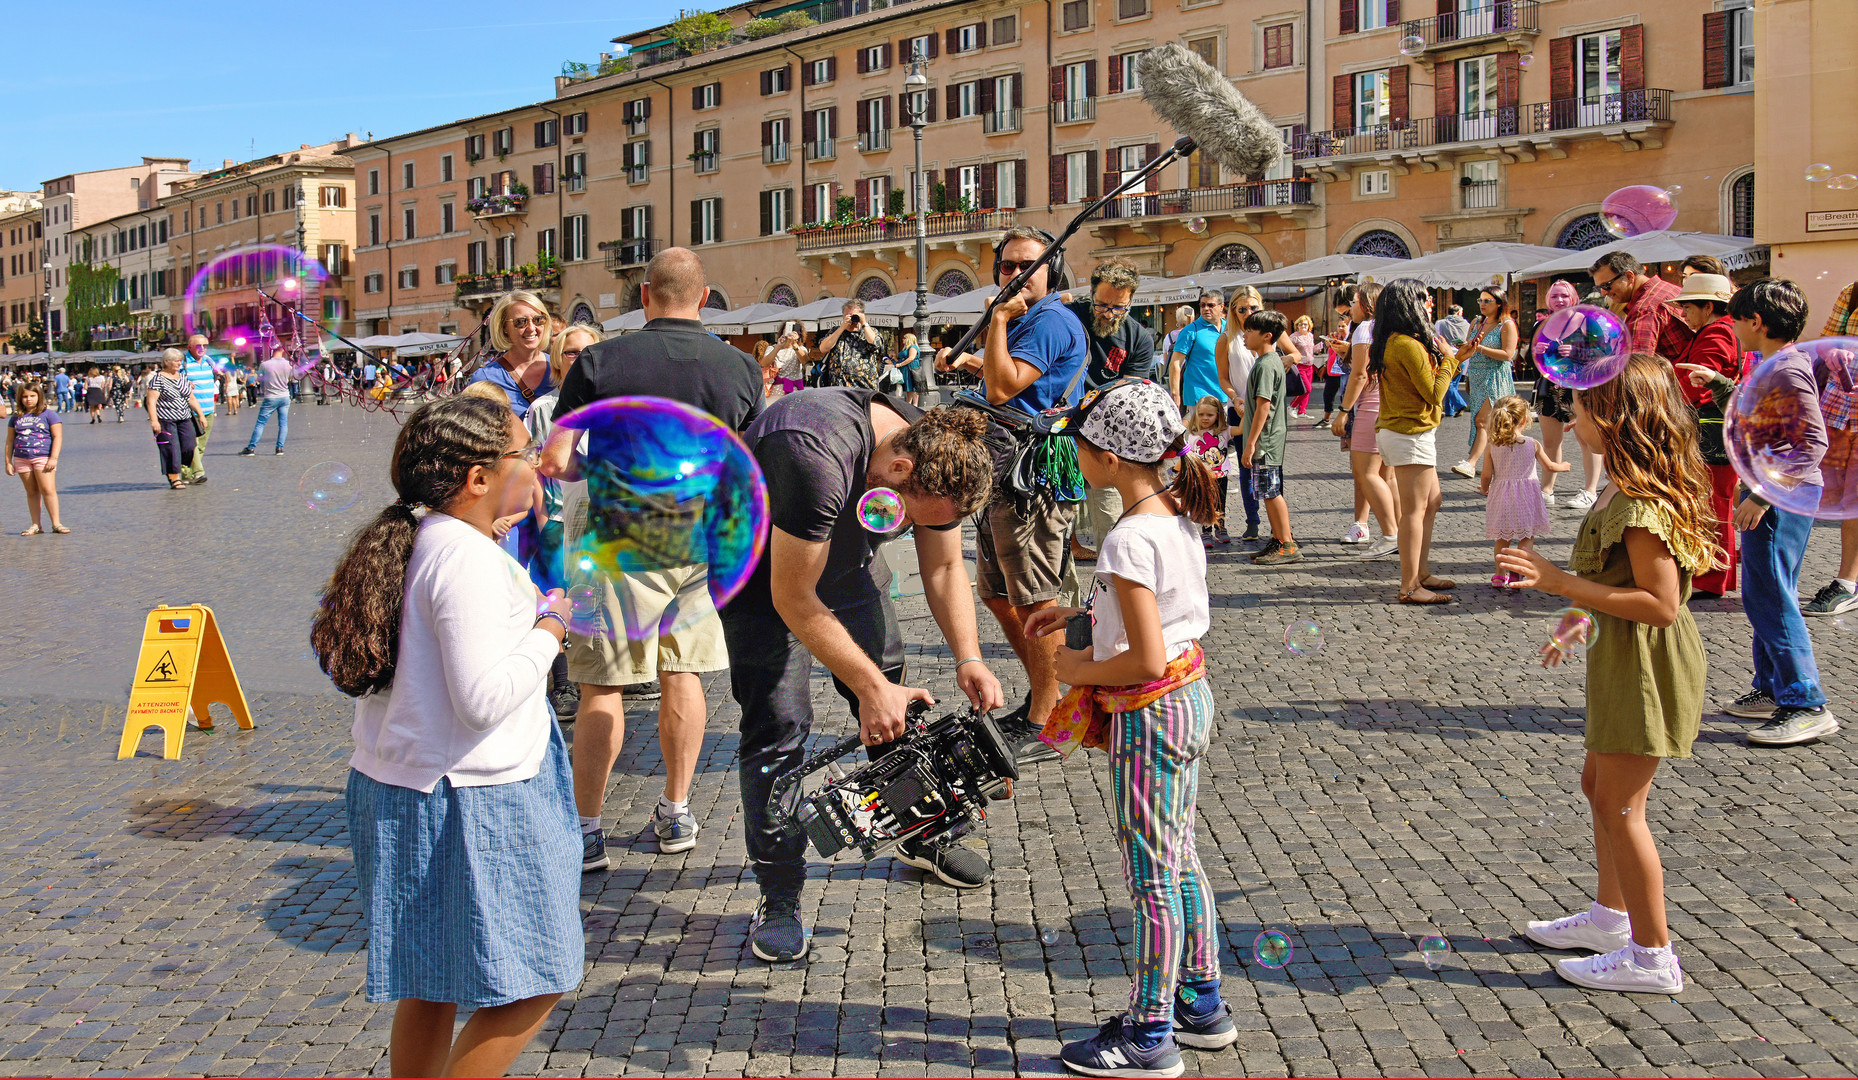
1253, 539, 1303, 565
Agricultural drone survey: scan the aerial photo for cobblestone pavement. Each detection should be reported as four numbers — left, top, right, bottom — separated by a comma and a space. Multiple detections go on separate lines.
3, 394, 1858, 1078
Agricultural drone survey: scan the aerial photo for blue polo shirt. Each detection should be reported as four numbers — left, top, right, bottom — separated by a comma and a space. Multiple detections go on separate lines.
1172, 317, 1227, 406
183, 356, 217, 416
997, 291, 1088, 416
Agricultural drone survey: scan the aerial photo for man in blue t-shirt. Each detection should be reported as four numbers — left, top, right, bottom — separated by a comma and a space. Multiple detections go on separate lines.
1168, 288, 1228, 410
53, 370, 73, 412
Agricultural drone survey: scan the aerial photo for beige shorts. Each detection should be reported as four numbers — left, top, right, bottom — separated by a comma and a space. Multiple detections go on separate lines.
565, 563, 729, 686
974, 496, 1076, 607
1376, 426, 1438, 467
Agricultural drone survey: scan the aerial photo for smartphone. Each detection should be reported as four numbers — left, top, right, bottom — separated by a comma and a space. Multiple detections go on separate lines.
1064, 611, 1093, 652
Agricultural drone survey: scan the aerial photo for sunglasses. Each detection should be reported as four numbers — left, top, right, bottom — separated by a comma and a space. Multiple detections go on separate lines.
507, 316, 547, 330
997, 259, 1045, 277
1592, 275, 1624, 292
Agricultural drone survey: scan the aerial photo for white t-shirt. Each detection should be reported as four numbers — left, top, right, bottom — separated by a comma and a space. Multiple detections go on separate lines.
1226, 336, 1256, 410
1349, 318, 1375, 348
1349, 319, 1378, 409
1089, 512, 1210, 663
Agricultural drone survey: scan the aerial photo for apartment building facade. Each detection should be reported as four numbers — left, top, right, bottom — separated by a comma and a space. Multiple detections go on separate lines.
350, 0, 1769, 334
69, 203, 177, 346
41, 158, 193, 339
0, 195, 44, 348
160, 140, 360, 348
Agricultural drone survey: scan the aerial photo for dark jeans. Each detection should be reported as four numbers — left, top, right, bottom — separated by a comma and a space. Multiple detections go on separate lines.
1740, 496, 1826, 708
1322, 370, 1345, 414
154, 418, 196, 476
1234, 464, 1261, 530
723, 596, 904, 894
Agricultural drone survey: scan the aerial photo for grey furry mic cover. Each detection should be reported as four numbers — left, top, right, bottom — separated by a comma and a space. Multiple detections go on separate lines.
1136, 43, 1283, 179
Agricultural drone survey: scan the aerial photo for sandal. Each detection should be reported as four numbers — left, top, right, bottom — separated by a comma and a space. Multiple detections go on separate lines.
18, 525, 40, 536
169, 479, 187, 490
1423, 577, 1457, 590
1397, 589, 1454, 605
50, 524, 70, 534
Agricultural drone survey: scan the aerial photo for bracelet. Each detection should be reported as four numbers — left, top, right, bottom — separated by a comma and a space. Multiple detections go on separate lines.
954, 657, 984, 670
535, 611, 568, 634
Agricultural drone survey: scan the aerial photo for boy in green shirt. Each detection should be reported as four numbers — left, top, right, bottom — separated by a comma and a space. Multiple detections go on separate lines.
1240, 310, 1299, 564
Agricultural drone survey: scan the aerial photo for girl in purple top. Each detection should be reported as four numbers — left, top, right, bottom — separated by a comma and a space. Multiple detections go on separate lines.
6, 383, 68, 534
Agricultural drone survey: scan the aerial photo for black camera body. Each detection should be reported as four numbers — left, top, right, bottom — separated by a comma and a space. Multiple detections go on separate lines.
767, 701, 1020, 861
1065, 611, 1094, 651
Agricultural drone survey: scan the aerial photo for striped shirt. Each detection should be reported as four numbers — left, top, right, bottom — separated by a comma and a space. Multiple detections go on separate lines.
150, 374, 197, 421
183, 356, 216, 416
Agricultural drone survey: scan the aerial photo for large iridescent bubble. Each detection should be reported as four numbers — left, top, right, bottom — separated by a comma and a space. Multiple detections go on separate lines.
1599, 185, 1679, 238
182, 243, 329, 356
1531, 305, 1630, 389
1725, 338, 1858, 520
554, 397, 769, 640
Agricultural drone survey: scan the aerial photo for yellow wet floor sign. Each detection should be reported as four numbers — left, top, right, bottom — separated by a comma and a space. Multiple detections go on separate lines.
117, 605, 253, 759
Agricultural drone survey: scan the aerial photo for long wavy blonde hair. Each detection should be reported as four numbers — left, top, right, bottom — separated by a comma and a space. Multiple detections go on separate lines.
1573, 353, 1725, 571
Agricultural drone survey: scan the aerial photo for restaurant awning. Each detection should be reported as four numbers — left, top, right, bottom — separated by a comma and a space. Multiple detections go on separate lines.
1362, 241, 1566, 289
1514, 231, 1770, 279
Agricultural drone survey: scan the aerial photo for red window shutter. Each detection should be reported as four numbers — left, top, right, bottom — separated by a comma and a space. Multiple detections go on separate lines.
881, 44, 891, 68
1387, 0, 1400, 24
899, 92, 910, 124
644, 205, 652, 241
858, 49, 870, 74
1550, 36, 1575, 101
760, 191, 772, 235
946, 28, 958, 55
1333, 74, 1353, 130
713, 199, 722, 243
828, 58, 836, 81
1086, 59, 1098, 97
827, 107, 838, 139
1435, 59, 1456, 116
1013, 73, 1024, 107
1145, 142, 1160, 191
1085, 150, 1099, 198
1102, 166, 1118, 199
856, 185, 869, 217
690, 200, 700, 243
1016, 159, 1029, 207
879, 97, 891, 129
1050, 65, 1065, 104
980, 163, 997, 208
804, 110, 816, 144
802, 62, 815, 86
762, 120, 773, 147
926, 90, 937, 123
857, 101, 870, 135
1108, 54, 1123, 95
1620, 24, 1645, 93
1389, 65, 1409, 127
946, 83, 959, 118
944, 168, 958, 205
898, 35, 911, 61
1050, 154, 1067, 204
1497, 51, 1520, 110
692, 85, 702, 110
1702, 12, 1730, 89
640, 97, 651, 119
761, 70, 772, 96
926, 33, 937, 58
979, 78, 996, 113
977, 22, 987, 48
1340, 0, 1358, 35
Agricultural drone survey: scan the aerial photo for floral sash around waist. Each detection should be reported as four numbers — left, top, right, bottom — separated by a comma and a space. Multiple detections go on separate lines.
1037, 643, 1205, 758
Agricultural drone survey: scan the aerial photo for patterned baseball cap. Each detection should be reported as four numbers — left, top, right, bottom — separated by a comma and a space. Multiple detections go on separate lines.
1046, 377, 1185, 464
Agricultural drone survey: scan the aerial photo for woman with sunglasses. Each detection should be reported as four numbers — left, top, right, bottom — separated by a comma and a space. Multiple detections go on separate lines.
468, 290, 556, 421
1448, 287, 1519, 481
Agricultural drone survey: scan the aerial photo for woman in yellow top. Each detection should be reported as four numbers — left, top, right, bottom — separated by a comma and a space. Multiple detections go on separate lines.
1369, 280, 1461, 604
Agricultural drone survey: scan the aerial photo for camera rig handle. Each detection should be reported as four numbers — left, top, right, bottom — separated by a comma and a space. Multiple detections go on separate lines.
765, 700, 934, 831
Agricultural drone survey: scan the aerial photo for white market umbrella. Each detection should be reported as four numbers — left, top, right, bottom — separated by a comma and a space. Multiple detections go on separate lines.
1514, 231, 1770, 279
924, 285, 1000, 326
1244, 253, 1408, 288
1366, 241, 1566, 289
707, 302, 796, 335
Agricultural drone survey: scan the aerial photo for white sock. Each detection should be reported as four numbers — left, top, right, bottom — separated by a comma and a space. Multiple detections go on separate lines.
1589, 902, 1630, 935
1631, 940, 1676, 968
1838, 578, 1856, 593
579, 814, 602, 835
658, 796, 689, 819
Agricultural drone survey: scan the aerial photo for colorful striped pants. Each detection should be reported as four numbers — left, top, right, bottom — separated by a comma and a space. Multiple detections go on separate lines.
1110, 677, 1220, 1025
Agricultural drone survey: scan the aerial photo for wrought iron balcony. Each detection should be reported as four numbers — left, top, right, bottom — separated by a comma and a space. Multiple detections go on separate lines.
763, 143, 791, 164
600, 238, 658, 273
858, 130, 890, 153
983, 108, 1022, 135
1461, 179, 1500, 209
453, 268, 562, 303
1399, 0, 1539, 51
1092, 179, 1316, 221
1056, 97, 1095, 124
467, 193, 528, 219
1293, 89, 1673, 165
805, 138, 837, 161
792, 209, 1016, 253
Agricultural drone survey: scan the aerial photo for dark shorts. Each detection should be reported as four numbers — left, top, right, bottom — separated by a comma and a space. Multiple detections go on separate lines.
1250, 464, 1284, 501
1534, 379, 1574, 423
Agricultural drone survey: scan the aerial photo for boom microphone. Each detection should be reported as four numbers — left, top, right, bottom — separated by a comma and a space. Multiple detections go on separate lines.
1138, 43, 1283, 179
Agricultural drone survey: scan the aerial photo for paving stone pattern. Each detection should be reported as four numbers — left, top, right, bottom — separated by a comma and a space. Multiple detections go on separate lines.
2, 394, 1857, 1077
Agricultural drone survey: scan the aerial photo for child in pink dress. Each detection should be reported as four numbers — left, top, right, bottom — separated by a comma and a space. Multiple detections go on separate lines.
1481, 395, 1571, 585
1187, 397, 1231, 546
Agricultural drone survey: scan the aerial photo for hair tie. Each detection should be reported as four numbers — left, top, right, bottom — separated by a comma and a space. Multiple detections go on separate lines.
394, 499, 423, 511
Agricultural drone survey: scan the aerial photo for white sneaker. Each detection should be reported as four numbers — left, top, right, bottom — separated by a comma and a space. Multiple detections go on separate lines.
1360, 537, 1400, 560
1523, 909, 1630, 953
1449, 460, 1476, 478
1542, 491, 1557, 508
1555, 945, 1683, 994
1340, 522, 1370, 544
1567, 490, 1597, 510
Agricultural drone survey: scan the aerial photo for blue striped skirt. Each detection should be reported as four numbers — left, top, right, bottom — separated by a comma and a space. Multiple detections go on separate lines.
345, 720, 583, 1006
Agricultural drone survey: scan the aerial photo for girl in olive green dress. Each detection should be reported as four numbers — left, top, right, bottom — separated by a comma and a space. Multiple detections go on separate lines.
1497, 353, 1723, 995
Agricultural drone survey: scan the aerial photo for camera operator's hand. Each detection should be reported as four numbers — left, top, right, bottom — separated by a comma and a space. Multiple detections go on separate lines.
859, 681, 935, 746
954, 661, 1004, 713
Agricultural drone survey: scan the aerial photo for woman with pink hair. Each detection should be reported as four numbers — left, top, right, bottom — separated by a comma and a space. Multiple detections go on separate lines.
1532, 280, 1603, 509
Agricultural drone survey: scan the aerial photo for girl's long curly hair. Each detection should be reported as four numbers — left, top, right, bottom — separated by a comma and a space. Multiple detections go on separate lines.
310, 396, 515, 697
1573, 353, 1726, 571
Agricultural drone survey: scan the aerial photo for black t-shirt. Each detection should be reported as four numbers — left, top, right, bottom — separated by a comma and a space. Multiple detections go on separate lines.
555, 316, 764, 431
1064, 299, 1158, 390
732, 388, 956, 613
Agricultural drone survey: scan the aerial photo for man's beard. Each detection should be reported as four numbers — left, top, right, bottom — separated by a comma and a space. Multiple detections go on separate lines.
1092, 312, 1126, 337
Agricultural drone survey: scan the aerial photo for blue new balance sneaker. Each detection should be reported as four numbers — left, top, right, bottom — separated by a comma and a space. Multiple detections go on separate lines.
1059, 1016, 1185, 1078
1171, 996, 1236, 1050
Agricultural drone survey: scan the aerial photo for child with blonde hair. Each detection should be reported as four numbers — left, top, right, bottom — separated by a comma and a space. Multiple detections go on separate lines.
1186, 396, 1231, 546
1481, 395, 1569, 585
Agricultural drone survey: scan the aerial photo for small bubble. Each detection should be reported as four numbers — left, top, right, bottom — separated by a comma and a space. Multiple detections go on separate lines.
1805, 163, 1833, 183
1420, 934, 1452, 971
1253, 930, 1293, 969
1041, 928, 1060, 945
857, 488, 905, 532
1284, 619, 1324, 657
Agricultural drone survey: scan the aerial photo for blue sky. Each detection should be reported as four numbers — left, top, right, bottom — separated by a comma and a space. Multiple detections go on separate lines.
1, 2, 689, 192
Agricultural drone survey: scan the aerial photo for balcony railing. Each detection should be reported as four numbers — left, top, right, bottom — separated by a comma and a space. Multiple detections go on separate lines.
453, 268, 563, 303
624, 164, 648, 184
565, 174, 585, 192
805, 138, 837, 161
467, 193, 528, 218
1399, 0, 1539, 50
692, 151, 718, 173
792, 208, 1017, 253
1093, 179, 1317, 221
1057, 97, 1095, 124
1461, 179, 1500, 209
983, 108, 1022, 134
858, 130, 890, 153
763, 143, 791, 164
1294, 90, 1672, 160
625, 118, 648, 137
601, 238, 658, 273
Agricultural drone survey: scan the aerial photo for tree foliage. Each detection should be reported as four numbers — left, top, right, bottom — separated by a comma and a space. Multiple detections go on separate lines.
667, 12, 734, 53
65, 261, 128, 350
743, 11, 816, 39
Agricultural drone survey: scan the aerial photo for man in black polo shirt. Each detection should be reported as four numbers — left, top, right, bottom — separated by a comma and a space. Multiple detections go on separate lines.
1064, 257, 1156, 559
541, 247, 764, 873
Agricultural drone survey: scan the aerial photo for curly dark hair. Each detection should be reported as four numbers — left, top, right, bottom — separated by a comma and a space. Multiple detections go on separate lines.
310, 396, 515, 697
892, 406, 994, 516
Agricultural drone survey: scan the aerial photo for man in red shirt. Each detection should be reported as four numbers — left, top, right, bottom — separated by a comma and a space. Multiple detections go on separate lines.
1590, 251, 1695, 360
1668, 273, 1744, 597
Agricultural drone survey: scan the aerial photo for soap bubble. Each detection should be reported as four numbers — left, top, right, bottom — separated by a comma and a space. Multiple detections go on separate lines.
1831, 175, 1858, 192
567, 584, 601, 617
1518, 54, 1532, 69
1041, 928, 1060, 946
1725, 339, 1858, 519
182, 243, 330, 352
299, 462, 358, 512
1284, 619, 1324, 657
857, 487, 905, 532
1548, 607, 1598, 655
1399, 34, 1427, 56
1806, 163, 1834, 183
1420, 935, 1452, 971
1253, 930, 1293, 969
1599, 185, 1679, 238
555, 397, 769, 639
1532, 305, 1630, 389
1185, 216, 1208, 234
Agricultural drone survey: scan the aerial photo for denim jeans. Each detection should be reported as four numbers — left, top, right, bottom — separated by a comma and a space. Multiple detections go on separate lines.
1740, 495, 1826, 709
722, 595, 903, 894
245, 397, 289, 450
1234, 464, 1261, 531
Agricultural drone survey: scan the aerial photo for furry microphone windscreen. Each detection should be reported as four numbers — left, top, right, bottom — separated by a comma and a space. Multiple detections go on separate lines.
1137, 43, 1282, 179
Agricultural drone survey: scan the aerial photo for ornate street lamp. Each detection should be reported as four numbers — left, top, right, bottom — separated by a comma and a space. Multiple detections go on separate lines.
905, 58, 931, 397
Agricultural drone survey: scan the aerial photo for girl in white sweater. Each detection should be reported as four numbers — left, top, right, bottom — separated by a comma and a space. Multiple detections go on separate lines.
312, 396, 579, 1077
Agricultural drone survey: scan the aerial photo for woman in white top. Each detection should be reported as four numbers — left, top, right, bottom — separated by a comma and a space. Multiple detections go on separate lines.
311, 396, 579, 1077
763, 321, 809, 398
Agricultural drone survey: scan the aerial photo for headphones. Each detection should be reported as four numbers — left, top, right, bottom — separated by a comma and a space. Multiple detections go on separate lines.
991, 227, 1069, 292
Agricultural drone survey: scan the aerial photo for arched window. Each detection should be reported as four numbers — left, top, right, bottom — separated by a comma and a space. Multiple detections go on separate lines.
703, 288, 729, 309
765, 283, 800, 307
569, 302, 594, 325
1555, 214, 1612, 251
933, 269, 975, 297
1730, 173, 1756, 238
1347, 230, 1411, 259
1205, 244, 1263, 273
855, 276, 893, 301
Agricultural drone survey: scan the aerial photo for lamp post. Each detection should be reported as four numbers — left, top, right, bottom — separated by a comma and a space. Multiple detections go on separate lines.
904, 58, 931, 400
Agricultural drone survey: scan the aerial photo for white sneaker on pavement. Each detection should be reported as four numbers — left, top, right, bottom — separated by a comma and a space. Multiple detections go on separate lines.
1567, 490, 1597, 510
1449, 460, 1476, 478
1542, 491, 1557, 507
1340, 522, 1370, 544
1555, 945, 1683, 994
1523, 909, 1630, 953
1360, 537, 1400, 560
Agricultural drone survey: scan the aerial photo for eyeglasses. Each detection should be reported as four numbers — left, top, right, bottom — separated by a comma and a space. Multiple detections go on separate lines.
507, 316, 546, 330
1592, 274, 1624, 292
1091, 302, 1131, 316
997, 259, 1045, 277
502, 443, 543, 468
